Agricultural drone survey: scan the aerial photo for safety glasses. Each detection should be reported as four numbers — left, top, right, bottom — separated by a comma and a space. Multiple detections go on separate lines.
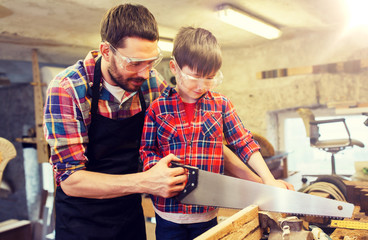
172, 57, 223, 90
108, 42, 163, 73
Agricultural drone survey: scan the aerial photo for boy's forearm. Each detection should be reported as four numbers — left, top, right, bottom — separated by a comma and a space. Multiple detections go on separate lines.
247, 151, 276, 184
223, 145, 262, 183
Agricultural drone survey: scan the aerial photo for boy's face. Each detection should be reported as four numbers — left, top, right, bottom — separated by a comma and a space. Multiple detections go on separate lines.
170, 59, 222, 103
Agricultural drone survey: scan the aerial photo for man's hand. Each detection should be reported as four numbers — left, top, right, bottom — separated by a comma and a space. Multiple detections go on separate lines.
143, 154, 188, 198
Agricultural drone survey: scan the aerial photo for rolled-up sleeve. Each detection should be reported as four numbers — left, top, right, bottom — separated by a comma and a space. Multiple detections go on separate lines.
43, 79, 88, 185
222, 99, 260, 163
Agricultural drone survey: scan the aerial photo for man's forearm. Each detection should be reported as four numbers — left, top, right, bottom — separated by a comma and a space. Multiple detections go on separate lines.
60, 170, 149, 199
60, 154, 188, 199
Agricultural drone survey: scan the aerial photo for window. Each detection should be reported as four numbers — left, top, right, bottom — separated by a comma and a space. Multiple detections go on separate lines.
281, 110, 368, 176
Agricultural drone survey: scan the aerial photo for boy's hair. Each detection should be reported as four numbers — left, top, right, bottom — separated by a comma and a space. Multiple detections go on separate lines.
100, 4, 159, 48
173, 27, 222, 77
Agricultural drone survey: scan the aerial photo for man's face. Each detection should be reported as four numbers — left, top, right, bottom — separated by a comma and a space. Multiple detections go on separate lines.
107, 38, 161, 92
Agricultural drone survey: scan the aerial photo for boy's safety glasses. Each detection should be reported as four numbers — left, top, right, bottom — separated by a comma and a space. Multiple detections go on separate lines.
108, 42, 163, 73
172, 57, 223, 90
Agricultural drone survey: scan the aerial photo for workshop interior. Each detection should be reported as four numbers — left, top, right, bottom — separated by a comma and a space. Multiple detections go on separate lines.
1, 0, 368, 239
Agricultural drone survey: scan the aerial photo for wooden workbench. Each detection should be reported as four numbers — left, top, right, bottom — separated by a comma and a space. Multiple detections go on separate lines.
330, 206, 368, 240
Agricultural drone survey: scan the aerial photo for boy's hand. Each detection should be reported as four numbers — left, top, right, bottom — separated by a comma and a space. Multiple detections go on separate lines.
144, 154, 188, 198
276, 179, 295, 191
264, 179, 295, 191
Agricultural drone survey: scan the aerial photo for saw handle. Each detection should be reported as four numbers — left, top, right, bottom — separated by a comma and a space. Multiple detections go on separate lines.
170, 162, 198, 201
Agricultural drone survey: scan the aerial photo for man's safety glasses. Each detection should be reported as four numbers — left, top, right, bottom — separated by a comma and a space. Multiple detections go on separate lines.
173, 57, 223, 90
108, 42, 163, 73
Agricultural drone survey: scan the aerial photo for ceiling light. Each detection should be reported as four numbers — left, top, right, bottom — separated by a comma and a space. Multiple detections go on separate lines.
216, 4, 281, 40
158, 39, 173, 52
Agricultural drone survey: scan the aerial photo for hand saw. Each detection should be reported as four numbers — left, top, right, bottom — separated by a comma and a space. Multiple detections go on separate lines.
171, 162, 354, 218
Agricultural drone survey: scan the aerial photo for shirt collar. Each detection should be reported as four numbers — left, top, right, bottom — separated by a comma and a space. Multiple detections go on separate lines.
162, 86, 214, 101
84, 50, 101, 84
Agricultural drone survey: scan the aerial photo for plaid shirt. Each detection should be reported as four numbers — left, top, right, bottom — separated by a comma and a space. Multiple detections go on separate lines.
140, 87, 260, 214
44, 50, 167, 185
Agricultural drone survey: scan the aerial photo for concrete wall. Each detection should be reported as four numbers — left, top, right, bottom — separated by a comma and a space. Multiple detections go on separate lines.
218, 28, 368, 149
0, 83, 37, 221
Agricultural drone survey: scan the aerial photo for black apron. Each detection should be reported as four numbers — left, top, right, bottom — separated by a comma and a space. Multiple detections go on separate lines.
55, 57, 147, 240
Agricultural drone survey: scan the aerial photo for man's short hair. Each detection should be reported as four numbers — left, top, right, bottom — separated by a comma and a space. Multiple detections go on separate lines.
173, 27, 222, 77
100, 4, 159, 48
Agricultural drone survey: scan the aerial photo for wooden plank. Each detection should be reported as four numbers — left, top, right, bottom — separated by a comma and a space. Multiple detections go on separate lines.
257, 59, 368, 79
142, 197, 155, 218
32, 49, 49, 163
218, 208, 239, 218
0, 220, 30, 233
287, 66, 313, 76
195, 205, 261, 240
0, 219, 32, 240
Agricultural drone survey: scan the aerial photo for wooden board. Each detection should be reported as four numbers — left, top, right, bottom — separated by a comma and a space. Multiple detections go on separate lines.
195, 205, 261, 240
32, 49, 49, 163
0, 219, 32, 240
257, 59, 368, 79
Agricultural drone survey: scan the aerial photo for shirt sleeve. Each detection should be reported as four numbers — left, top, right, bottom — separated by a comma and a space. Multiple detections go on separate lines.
140, 104, 162, 171
222, 98, 260, 163
43, 78, 88, 185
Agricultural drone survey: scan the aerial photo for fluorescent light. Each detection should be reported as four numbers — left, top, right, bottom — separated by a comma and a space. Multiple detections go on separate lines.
158, 39, 173, 52
216, 4, 281, 40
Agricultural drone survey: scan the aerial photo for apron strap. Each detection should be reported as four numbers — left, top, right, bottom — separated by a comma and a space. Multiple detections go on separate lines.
138, 88, 146, 113
91, 57, 102, 117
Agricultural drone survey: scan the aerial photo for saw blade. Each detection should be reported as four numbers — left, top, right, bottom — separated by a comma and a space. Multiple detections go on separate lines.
178, 166, 354, 218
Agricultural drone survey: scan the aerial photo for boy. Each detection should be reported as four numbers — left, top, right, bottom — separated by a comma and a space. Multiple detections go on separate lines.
140, 27, 288, 240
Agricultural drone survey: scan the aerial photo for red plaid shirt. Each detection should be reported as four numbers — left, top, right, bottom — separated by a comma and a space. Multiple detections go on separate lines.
140, 87, 260, 214
44, 51, 167, 185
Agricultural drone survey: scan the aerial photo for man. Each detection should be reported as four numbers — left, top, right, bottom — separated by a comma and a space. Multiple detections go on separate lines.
43, 4, 187, 239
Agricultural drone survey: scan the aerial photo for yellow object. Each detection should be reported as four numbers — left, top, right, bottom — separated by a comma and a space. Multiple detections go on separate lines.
330, 220, 368, 230
0, 137, 17, 185
252, 133, 275, 157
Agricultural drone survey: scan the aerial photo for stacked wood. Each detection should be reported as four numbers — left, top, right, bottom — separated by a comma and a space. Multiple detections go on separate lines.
195, 205, 261, 240
344, 181, 368, 204
344, 180, 368, 215
329, 181, 368, 239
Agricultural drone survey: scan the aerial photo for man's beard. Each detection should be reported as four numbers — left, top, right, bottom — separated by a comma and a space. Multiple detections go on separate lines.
108, 69, 146, 92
